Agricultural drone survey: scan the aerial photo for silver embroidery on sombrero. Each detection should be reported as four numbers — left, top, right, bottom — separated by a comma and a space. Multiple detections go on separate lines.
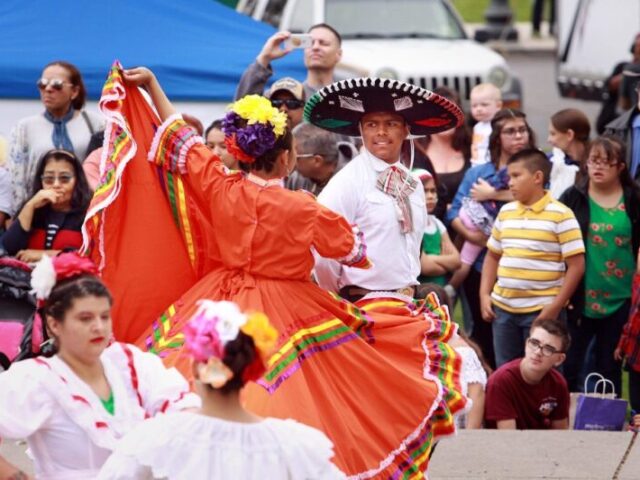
339, 95, 364, 112
394, 96, 413, 111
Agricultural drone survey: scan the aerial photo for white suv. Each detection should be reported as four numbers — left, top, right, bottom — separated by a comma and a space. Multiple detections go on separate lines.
237, 0, 522, 106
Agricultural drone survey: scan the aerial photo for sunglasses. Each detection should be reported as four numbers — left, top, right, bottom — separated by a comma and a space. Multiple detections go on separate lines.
41, 174, 75, 186
271, 99, 305, 110
37, 78, 72, 91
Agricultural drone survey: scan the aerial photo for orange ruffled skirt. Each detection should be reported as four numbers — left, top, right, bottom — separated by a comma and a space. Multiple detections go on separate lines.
137, 269, 465, 479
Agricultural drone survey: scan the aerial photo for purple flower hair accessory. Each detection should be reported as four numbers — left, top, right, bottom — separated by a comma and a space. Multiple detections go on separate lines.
236, 123, 277, 158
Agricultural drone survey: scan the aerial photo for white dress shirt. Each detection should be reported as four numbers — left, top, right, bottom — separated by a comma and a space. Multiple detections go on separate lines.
315, 151, 426, 291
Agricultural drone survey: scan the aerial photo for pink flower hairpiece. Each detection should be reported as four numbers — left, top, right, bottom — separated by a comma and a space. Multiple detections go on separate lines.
184, 300, 278, 387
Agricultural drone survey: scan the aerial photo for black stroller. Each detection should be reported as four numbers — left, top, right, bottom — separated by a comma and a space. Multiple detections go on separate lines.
0, 256, 42, 371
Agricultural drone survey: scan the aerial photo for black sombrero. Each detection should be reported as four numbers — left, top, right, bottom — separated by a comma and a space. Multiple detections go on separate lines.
304, 77, 464, 137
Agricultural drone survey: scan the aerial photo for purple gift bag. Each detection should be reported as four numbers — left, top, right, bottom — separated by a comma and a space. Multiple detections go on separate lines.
573, 373, 628, 431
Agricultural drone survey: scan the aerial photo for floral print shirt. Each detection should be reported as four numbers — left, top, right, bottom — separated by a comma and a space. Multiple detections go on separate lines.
584, 197, 635, 318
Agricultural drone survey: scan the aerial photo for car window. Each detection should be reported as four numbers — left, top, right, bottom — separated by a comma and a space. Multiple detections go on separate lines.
263, 0, 287, 27
289, 0, 314, 32
325, 0, 465, 39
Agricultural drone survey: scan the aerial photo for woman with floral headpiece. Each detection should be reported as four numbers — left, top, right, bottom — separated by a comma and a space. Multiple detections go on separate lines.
0, 253, 200, 480
104, 67, 465, 478
99, 300, 344, 479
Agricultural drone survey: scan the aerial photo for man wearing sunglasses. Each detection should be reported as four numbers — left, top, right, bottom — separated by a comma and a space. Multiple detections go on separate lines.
265, 77, 306, 128
485, 319, 571, 430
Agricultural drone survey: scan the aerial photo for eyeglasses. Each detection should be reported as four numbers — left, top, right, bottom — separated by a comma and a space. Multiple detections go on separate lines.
271, 99, 305, 110
587, 156, 619, 168
37, 78, 72, 91
41, 174, 75, 186
296, 154, 314, 160
526, 337, 562, 356
501, 126, 528, 137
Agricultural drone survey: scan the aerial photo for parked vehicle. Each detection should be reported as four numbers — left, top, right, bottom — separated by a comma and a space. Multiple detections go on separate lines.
557, 0, 640, 101
237, 0, 523, 107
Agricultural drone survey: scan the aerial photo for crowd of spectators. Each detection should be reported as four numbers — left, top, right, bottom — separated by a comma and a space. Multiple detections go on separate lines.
1, 23, 640, 434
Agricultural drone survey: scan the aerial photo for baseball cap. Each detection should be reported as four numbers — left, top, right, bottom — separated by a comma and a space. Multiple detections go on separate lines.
266, 77, 305, 101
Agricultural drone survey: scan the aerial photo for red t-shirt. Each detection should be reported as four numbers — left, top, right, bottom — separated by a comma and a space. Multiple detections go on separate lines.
485, 358, 570, 429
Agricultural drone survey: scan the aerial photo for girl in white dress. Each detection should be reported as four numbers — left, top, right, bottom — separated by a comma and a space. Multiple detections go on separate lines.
0, 253, 200, 480
450, 333, 490, 429
99, 300, 345, 480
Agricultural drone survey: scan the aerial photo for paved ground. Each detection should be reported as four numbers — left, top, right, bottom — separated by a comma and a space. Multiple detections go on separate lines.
430, 430, 639, 479
0, 441, 33, 476
4, 430, 639, 478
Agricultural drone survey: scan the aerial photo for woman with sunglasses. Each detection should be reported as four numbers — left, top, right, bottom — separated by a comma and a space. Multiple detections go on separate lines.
1, 149, 92, 263
559, 135, 640, 395
8, 61, 103, 214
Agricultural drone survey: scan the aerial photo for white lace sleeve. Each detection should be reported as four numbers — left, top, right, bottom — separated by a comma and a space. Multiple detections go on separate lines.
456, 346, 487, 396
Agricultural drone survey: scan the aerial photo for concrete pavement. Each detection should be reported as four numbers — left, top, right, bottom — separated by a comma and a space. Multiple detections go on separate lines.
0, 441, 33, 476
430, 430, 640, 479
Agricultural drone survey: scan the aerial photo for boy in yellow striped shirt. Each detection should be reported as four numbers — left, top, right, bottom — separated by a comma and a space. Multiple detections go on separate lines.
480, 149, 585, 367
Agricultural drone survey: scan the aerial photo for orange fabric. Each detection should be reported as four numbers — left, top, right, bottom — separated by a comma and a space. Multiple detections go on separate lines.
87, 83, 198, 343
133, 134, 464, 477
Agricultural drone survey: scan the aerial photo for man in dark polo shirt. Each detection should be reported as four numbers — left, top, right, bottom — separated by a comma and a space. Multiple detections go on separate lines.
485, 319, 571, 429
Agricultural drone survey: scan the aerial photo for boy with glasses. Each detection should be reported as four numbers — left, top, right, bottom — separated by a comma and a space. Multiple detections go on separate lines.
485, 318, 571, 430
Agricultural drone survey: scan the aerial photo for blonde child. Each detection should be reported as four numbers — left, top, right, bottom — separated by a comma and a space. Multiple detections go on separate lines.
413, 169, 460, 287
470, 83, 503, 165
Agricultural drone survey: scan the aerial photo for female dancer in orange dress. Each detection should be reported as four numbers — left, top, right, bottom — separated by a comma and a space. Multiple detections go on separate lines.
96, 65, 465, 478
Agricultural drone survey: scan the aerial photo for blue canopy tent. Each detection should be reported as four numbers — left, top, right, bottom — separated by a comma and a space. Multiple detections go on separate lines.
0, 0, 305, 101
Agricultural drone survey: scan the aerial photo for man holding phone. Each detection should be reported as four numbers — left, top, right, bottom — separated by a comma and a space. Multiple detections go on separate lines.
235, 23, 343, 101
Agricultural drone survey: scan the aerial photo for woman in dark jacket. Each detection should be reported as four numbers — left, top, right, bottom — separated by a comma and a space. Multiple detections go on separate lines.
1, 149, 92, 262
560, 135, 640, 394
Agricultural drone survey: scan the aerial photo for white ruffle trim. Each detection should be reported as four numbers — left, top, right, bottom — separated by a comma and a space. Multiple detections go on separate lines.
360, 291, 414, 304
337, 224, 368, 266
98, 413, 345, 479
147, 113, 204, 174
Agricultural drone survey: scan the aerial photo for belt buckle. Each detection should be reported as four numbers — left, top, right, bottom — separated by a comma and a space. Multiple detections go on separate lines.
396, 286, 414, 297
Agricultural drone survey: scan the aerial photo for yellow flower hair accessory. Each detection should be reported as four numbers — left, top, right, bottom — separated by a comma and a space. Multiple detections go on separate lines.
241, 311, 278, 361
221, 95, 289, 164
226, 95, 287, 135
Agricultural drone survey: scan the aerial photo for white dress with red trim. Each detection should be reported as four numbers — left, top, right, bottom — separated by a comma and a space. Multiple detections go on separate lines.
0, 343, 199, 480
98, 412, 345, 479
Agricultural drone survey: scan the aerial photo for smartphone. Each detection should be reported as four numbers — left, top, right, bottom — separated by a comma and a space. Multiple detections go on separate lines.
283, 34, 312, 50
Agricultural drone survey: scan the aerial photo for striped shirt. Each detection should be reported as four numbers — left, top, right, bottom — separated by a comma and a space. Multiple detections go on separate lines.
487, 192, 585, 313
